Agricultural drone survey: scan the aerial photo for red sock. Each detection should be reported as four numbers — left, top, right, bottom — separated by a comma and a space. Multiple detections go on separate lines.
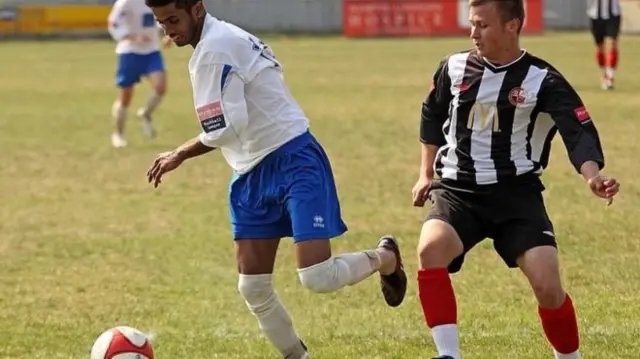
596, 48, 606, 68
538, 295, 580, 354
608, 48, 619, 69
417, 268, 457, 328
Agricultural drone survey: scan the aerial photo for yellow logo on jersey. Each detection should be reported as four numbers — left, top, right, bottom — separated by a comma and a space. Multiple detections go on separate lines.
467, 103, 500, 133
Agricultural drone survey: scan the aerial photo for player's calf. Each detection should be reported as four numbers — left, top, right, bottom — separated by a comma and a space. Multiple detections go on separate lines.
517, 246, 580, 359
295, 236, 406, 306
237, 274, 308, 359
137, 71, 166, 138
111, 88, 134, 147
416, 219, 464, 359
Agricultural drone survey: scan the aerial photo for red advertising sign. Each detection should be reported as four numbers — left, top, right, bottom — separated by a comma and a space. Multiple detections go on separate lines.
343, 0, 543, 37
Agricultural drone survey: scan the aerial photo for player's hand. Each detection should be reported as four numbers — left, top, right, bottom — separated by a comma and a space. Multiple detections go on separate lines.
587, 174, 620, 205
146, 150, 184, 188
412, 176, 432, 207
162, 35, 173, 48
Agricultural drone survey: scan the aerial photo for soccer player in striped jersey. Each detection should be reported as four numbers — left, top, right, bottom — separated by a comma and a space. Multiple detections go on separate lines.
587, 0, 621, 90
412, 1, 620, 358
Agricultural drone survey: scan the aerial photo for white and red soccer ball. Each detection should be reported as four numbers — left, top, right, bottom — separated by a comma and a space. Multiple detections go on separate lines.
91, 326, 154, 359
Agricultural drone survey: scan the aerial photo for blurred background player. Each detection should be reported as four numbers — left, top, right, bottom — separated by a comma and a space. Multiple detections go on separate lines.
107, 0, 172, 148
587, 0, 621, 90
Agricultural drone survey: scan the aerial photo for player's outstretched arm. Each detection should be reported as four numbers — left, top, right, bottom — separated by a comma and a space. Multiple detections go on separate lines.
146, 137, 215, 188
413, 58, 452, 207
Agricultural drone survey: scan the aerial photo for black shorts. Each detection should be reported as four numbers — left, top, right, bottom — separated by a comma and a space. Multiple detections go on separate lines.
425, 179, 556, 273
590, 16, 621, 44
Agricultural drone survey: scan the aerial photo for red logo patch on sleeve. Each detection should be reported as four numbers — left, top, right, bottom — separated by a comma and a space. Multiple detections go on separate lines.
197, 101, 222, 121
574, 106, 590, 122
196, 101, 226, 133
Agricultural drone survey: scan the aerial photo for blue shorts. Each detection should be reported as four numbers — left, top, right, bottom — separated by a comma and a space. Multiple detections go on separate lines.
115, 51, 165, 88
229, 131, 348, 242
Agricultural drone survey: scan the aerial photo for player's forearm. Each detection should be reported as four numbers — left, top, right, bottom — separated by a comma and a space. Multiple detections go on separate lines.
419, 143, 438, 179
175, 137, 216, 162
579, 160, 602, 181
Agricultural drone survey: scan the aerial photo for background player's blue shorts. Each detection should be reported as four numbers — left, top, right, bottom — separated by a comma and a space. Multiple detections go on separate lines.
229, 131, 348, 242
115, 51, 165, 88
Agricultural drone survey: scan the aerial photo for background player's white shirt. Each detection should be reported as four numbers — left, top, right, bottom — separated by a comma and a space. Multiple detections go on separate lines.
189, 15, 310, 175
107, 0, 161, 54
587, 0, 621, 19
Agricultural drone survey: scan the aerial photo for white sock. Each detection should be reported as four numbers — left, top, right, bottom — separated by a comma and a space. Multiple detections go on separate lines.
604, 67, 616, 78
336, 250, 381, 285
140, 92, 163, 117
432, 324, 460, 359
555, 350, 580, 359
297, 251, 380, 293
238, 274, 307, 358
112, 101, 126, 134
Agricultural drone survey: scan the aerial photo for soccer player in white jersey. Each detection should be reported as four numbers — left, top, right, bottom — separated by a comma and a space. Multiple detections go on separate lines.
107, 0, 172, 147
143, 0, 408, 358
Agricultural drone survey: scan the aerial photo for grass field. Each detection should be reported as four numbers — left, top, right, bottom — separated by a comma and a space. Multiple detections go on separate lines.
1, 32, 639, 358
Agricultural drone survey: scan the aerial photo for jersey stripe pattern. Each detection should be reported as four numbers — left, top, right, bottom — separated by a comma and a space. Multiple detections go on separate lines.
421, 49, 605, 187
587, 0, 621, 20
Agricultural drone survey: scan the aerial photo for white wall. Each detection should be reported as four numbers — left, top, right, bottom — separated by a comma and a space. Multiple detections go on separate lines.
205, 0, 342, 33
544, 1, 589, 29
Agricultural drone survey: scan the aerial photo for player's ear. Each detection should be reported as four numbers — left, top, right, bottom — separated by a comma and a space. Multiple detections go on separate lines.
505, 18, 519, 34
191, 1, 205, 20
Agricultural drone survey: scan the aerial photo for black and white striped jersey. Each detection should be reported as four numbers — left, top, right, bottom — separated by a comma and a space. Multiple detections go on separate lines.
587, 0, 621, 20
420, 49, 605, 189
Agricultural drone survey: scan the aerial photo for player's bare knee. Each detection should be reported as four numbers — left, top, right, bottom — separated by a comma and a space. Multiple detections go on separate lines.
119, 88, 134, 107
154, 83, 167, 96
417, 219, 463, 268
518, 246, 565, 308
235, 240, 280, 275
530, 277, 565, 309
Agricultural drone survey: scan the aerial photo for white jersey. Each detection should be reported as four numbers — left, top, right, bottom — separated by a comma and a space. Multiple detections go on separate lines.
189, 15, 310, 175
587, 0, 621, 20
107, 0, 161, 54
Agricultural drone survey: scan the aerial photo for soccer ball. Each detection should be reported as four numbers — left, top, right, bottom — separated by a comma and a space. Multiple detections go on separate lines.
90, 326, 154, 359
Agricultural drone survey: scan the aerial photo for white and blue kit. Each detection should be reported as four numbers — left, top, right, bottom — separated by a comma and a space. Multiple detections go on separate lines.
107, 0, 165, 88
189, 15, 347, 241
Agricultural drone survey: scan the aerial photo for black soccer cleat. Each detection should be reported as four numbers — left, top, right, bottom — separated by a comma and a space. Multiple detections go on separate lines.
430, 356, 455, 359
284, 339, 309, 359
377, 235, 407, 307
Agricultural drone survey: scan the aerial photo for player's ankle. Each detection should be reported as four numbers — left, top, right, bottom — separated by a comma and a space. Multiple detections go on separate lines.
376, 247, 395, 275
554, 349, 580, 359
283, 340, 308, 359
